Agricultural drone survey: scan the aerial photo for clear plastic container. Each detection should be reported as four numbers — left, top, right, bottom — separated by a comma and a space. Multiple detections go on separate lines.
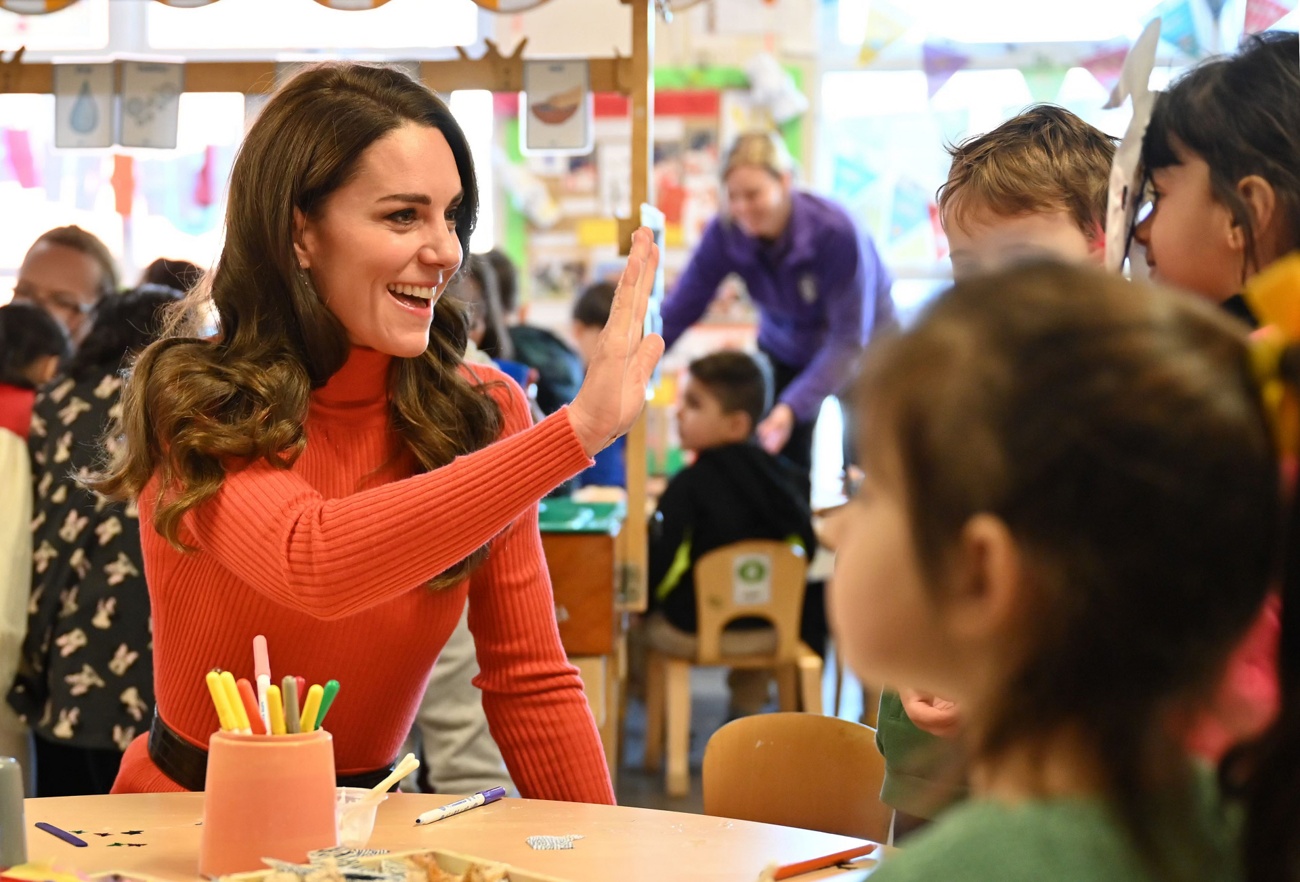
335, 786, 388, 848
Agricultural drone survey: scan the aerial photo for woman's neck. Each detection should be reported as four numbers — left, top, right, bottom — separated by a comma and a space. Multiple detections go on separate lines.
968, 724, 1109, 805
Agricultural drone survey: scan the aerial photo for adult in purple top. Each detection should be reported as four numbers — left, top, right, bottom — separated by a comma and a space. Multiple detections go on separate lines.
661, 132, 895, 473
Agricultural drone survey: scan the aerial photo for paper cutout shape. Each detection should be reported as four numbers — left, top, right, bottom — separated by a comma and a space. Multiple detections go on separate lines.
118, 61, 184, 149
310, 0, 392, 7
151, 0, 221, 6
1103, 17, 1162, 273
1205, 0, 1229, 19
859, 1, 910, 66
0, 0, 78, 12
53, 64, 113, 149
923, 42, 971, 99
1244, 0, 1296, 33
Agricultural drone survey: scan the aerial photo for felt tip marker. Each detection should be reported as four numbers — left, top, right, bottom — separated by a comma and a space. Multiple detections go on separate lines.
414, 786, 507, 826
253, 634, 271, 730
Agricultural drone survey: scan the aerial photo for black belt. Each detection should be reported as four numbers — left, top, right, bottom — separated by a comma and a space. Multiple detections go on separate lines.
148, 710, 397, 792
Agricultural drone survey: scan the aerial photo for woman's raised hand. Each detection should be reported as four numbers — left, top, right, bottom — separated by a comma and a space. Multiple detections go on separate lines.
567, 227, 666, 456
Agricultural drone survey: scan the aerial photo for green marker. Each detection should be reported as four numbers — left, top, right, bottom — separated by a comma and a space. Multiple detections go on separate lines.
315, 679, 341, 730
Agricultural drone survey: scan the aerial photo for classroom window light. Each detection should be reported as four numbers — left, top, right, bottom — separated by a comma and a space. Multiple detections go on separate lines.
837, 0, 1167, 46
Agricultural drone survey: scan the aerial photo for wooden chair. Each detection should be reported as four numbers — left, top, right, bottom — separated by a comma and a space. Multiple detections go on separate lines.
642, 540, 823, 797
702, 712, 891, 843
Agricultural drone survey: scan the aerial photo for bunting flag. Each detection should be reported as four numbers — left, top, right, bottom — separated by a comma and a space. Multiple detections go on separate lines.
859, 1, 910, 66
831, 155, 878, 203
194, 144, 216, 208
1081, 41, 1130, 95
1205, 0, 1228, 19
889, 178, 931, 242
1021, 61, 1069, 103
111, 154, 134, 217
922, 42, 971, 99
1244, 0, 1296, 32
929, 202, 948, 261
2, 129, 38, 188
1154, 0, 1203, 56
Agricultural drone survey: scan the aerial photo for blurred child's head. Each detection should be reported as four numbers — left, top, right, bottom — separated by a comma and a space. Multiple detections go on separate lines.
67, 284, 183, 381
484, 249, 519, 318
1136, 32, 1300, 304
831, 262, 1276, 832
0, 301, 71, 389
140, 257, 203, 294
448, 254, 514, 360
678, 351, 771, 452
939, 105, 1115, 280
571, 281, 617, 365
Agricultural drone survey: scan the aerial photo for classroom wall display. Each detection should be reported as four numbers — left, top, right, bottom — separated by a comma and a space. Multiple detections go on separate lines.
53, 63, 113, 149
521, 59, 593, 154
118, 61, 184, 149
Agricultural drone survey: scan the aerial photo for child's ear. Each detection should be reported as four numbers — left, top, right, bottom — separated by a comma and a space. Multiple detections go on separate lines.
1236, 175, 1280, 268
943, 513, 1024, 645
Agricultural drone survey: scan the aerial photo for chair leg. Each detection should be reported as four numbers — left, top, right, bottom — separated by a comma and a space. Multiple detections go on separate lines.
775, 665, 798, 712
643, 652, 665, 774
797, 649, 824, 715
665, 659, 692, 797
832, 646, 844, 718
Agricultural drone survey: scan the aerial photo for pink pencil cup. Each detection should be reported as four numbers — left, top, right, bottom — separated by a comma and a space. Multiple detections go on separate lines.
199, 729, 339, 877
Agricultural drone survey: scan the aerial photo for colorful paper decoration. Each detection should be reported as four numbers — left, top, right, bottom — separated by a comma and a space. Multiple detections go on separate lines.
858, 1, 910, 66
1204, 0, 1229, 19
151, 0, 221, 6
0, 0, 78, 11
1081, 41, 1130, 95
1155, 0, 1202, 56
1244, 0, 1296, 32
1103, 18, 1162, 272
831, 155, 878, 203
1021, 61, 1068, 103
111, 155, 135, 217
470, 0, 554, 10
2, 129, 38, 188
922, 42, 970, 99
889, 178, 931, 242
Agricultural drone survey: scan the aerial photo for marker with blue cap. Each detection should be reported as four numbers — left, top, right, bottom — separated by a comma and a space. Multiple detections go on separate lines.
413, 786, 507, 826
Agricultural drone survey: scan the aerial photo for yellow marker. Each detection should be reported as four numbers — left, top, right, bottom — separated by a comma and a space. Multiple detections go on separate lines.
299, 683, 324, 733
266, 684, 286, 736
205, 671, 237, 732
220, 670, 251, 733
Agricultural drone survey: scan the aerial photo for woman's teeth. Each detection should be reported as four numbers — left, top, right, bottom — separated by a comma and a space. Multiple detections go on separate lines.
388, 284, 433, 300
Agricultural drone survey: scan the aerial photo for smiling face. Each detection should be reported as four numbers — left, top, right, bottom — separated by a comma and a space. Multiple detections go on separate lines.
946, 207, 1097, 282
15, 242, 107, 343
1132, 146, 1243, 303
725, 165, 793, 240
293, 122, 464, 358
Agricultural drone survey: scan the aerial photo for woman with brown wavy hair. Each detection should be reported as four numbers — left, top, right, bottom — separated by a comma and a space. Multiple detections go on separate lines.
95, 63, 662, 800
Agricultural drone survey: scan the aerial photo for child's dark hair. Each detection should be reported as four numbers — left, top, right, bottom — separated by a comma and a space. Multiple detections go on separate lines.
68, 284, 183, 381
572, 281, 617, 329
453, 254, 514, 360
0, 302, 70, 388
688, 351, 772, 433
938, 104, 1117, 240
856, 262, 1283, 880
140, 257, 203, 294
484, 249, 519, 316
1142, 32, 1300, 281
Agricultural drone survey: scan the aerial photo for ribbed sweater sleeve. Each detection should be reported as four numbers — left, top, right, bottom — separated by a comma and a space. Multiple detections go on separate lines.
169, 405, 592, 621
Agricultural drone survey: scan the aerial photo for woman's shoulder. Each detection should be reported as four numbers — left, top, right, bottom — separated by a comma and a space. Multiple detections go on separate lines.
795, 190, 860, 241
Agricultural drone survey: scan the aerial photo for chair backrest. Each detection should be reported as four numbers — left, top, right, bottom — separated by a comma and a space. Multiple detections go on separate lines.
693, 540, 807, 665
702, 712, 891, 843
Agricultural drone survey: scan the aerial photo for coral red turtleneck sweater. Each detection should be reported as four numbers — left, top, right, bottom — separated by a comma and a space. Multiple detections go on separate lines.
112, 348, 614, 803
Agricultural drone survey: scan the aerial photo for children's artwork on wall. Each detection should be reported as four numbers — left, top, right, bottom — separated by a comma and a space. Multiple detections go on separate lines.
53, 64, 113, 149
522, 59, 592, 154
118, 62, 184, 149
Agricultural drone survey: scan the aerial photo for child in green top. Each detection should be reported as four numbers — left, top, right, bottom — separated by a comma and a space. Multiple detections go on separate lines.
832, 257, 1290, 881
874, 103, 1117, 840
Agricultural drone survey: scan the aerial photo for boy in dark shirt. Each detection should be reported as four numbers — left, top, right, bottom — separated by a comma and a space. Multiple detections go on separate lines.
647, 351, 817, 715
